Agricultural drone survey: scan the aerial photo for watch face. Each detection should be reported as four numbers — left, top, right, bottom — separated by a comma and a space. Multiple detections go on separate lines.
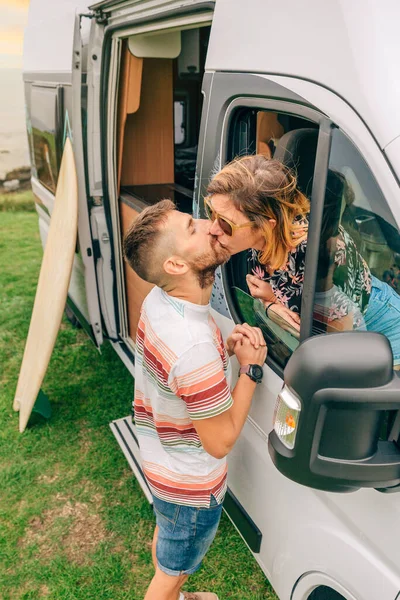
251, 365, 263, 380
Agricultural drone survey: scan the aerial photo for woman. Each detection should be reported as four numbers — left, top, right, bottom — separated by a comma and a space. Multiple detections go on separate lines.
205, 154, 400, 365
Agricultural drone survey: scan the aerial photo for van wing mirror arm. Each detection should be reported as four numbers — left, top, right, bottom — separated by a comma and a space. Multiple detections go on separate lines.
388, 374, 400, 442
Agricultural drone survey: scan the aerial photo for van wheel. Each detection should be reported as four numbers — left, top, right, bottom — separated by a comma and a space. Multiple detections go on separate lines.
64, 304, 82, 329
308, 587, 346, 600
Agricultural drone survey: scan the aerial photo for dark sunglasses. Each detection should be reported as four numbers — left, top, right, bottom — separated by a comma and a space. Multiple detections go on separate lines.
204, 196, 252, 237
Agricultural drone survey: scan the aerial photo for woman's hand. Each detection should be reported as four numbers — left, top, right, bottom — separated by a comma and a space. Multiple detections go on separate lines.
226, 323, 266, 357
267, 302, 301, 334
246, 274, 276, 303
245, 273, 300, 334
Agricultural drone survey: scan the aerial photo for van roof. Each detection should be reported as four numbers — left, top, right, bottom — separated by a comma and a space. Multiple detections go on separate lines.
24, 0, 400, 149
207, 0, 400, 149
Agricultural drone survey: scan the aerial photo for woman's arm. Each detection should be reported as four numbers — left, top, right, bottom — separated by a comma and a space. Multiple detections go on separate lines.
246, 274, 301, 334
326, 312, 354, 333
266, 302, 301, 334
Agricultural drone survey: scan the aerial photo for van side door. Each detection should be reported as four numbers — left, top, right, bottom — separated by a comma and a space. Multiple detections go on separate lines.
71, 12, 118, 346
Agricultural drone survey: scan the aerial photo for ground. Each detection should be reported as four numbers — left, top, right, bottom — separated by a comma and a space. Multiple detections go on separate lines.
0, 208, 278, 599
0, 189, 35, 212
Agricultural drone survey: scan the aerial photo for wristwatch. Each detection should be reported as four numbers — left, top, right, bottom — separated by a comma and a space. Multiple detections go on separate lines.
239, 364, 264, 384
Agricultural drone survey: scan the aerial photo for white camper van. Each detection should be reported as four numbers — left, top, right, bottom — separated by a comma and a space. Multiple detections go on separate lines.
23, 1, 400, 598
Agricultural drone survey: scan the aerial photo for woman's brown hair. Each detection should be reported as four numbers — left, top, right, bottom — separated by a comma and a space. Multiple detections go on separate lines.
206, 155, 310, 272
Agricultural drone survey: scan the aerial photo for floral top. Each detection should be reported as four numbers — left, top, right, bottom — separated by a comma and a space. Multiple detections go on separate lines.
248, 223, 372, 322
313, 285, 367, 331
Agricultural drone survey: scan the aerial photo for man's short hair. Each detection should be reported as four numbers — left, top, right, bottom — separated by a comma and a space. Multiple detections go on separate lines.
123, 199, 175, 283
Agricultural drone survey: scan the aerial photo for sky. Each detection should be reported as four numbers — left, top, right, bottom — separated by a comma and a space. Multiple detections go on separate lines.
0, 0, 30, 69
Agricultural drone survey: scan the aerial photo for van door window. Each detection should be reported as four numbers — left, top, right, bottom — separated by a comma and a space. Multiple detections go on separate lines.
224, 108, 319, 369
312, 128, 400, 368
30, 85, 62, 193
174, 99, 186, 145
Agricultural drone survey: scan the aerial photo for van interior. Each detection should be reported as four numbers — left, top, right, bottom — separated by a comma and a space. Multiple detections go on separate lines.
115, 26, 210, 344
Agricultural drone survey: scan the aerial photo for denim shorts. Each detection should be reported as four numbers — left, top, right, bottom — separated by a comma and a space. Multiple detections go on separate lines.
152, 494, 223, 576
364, 276, 400, 365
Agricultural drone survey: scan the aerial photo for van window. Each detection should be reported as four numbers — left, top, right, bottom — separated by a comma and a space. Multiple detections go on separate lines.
30, 85, 62, 193
312, 128, 400, 368
224, 108, 319, 369
174, 100, 186, 145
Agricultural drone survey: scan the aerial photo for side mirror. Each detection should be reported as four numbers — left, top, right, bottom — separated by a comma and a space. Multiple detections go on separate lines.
268, 332, 400, 492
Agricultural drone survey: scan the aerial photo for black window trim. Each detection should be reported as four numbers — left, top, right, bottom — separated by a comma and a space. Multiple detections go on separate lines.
300, 119, 334, 342
217, 96, 334, 376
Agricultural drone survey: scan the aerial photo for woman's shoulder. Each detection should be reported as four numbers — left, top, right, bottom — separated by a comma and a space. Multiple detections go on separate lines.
248, 248, 259, 261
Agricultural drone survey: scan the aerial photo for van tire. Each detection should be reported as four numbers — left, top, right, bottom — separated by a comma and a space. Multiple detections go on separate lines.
64, 304, 82, 329
308, 587, 346, 600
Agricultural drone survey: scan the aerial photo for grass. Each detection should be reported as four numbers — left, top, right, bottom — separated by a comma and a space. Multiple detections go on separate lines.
0, 190, 35, 212
0, 211, 278, 600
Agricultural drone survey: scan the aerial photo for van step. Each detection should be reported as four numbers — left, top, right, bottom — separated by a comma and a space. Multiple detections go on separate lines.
109, 416, 153, 504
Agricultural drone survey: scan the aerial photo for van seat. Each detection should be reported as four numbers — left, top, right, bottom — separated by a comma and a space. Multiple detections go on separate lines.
273, 128, 318, 197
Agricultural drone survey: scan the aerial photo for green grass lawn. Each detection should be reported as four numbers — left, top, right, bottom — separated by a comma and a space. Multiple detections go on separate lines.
0, 190, 35, 212
0, 212, 278, 600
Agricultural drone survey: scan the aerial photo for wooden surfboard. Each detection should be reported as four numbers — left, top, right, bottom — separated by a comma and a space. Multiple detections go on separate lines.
13, 138, 78, 433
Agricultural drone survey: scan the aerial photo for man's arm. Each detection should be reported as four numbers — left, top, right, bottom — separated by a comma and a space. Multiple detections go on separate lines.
194, 372, 257, 459
193, 337, 267, 459
170, 334, 266, 460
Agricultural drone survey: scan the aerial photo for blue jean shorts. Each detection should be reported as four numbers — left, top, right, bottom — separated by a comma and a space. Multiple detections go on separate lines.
152, 494, 223, 576
364, 276, 400, 365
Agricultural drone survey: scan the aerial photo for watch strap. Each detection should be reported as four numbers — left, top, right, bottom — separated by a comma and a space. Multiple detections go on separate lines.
239, 364, 263, 383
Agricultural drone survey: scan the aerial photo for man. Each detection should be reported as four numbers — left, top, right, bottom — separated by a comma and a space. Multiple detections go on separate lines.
123, 200, 267, 600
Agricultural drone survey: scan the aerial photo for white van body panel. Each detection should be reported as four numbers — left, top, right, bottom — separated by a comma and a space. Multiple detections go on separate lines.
385, 136, 400, 182
206, 0, 400, 149
260, 75, 400, 229
23, 0, 90, 77
213, 311, 400, 600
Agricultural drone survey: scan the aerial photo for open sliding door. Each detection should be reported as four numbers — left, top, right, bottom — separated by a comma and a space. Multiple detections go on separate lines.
102, 1, 215, 503
100, 1, 214, 349
71, 14, 108, 348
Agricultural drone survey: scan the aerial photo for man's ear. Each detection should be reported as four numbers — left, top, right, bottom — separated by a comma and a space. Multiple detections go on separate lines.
163, 255, 189, 276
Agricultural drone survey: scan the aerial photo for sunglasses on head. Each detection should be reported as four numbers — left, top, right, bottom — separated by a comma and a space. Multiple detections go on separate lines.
204, 196, 252, 237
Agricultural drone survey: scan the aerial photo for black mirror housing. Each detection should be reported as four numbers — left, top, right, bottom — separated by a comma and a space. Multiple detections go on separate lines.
268, 332, 400, 492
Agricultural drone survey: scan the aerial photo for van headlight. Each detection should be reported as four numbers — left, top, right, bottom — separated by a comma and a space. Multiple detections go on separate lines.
273, 385, 301, 450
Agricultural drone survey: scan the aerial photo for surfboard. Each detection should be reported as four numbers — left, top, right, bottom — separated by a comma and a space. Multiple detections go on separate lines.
13, 138, 78, 433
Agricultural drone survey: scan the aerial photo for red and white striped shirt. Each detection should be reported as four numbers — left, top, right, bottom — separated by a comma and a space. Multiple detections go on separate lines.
134, 286, 232, 508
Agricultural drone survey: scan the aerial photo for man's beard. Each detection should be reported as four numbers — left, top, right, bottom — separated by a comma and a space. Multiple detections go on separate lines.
190, 240, 230, 290
195, 264, 220, 289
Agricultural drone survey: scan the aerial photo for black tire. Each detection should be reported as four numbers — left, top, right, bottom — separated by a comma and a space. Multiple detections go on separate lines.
308, 586, 346, 600
64, 304, 82, 329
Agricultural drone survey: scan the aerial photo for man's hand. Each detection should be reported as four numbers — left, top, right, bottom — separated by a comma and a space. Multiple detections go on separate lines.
226, 323, 266, 357
234, 335, 267, 367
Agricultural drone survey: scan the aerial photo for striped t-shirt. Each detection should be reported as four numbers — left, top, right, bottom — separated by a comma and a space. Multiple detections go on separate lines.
134, 286, 233, 508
